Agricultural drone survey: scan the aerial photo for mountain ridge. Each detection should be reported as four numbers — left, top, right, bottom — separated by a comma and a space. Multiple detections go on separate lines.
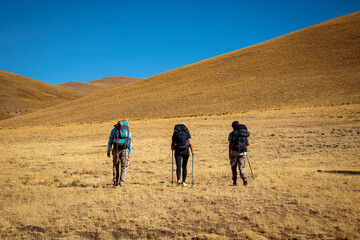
59, 76, 143, 95
1, 11, 359, 127
0, 70, 83, 120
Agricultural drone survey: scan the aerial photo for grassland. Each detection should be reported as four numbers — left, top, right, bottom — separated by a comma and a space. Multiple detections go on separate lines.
0, 104, 359, 239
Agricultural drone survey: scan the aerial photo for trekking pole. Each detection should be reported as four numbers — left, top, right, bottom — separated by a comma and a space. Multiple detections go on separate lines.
246, 155, 255, 179
191, 154, 194, 187
172, 150, 174, 184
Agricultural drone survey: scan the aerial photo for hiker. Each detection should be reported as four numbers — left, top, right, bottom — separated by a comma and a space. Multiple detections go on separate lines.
107, 120, 132, 187
228, 121, 250, 186
171, 123, 194, 186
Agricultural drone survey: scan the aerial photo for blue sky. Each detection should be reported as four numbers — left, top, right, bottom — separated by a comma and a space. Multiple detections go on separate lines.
0, 0, 359, 84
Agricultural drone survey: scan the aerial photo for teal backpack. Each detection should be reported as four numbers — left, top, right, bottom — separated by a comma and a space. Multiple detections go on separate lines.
113, 121, 130, 149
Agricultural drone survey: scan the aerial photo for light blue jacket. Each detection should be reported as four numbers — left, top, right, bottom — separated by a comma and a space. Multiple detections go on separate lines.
107, 128, 132, 155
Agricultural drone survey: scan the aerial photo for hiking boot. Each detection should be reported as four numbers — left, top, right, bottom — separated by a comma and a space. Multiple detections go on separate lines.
243, 178, 248, 186
182, 182, 187, 187
113, 180, 118, 186
119, 182, 125, 188
177, 179, 182, 185
233, 181, 237, 186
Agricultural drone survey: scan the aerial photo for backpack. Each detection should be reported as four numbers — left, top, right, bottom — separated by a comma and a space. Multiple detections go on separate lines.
173, 124, 189, 151
231, 124, 250, 152
113, 121, 130, 150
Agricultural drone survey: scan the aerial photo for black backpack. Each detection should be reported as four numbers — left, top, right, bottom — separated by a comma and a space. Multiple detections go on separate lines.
113, 121, 130, 150
231, 124, 250, 152
173, 124, 189, 151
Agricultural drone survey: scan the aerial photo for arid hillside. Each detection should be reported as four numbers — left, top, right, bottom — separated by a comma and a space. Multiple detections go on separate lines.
59, 76, 142, 95
1, 12, 359, 127
0, 70, 83, 121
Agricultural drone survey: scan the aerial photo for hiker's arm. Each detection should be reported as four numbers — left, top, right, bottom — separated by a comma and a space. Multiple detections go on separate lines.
228, 132, 233, 159
171, 131, 175, 150
128, 132, 132, 158
189, 139, 194, 155
228, 142, 232, 159
107, 129, 114, 157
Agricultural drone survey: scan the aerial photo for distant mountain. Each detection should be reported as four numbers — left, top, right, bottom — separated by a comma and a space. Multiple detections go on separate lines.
1, 11, 359, 126
59, 77, 142, 95
0, 70, 83, 120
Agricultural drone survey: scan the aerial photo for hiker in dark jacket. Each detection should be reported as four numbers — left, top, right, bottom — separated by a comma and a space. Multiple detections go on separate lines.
107, 121, 132, 187
228, 121, 250, 186
171, 123, 194, 186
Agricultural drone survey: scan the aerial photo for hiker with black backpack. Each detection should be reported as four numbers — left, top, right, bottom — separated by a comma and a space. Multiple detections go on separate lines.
107, 121, 132, 187
171, 123, 194, 186
228, 121, 250, 186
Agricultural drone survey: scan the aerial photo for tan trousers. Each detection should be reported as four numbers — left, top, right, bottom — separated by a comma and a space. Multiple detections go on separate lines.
230, 151, 246, 183
112, 147, 129, 186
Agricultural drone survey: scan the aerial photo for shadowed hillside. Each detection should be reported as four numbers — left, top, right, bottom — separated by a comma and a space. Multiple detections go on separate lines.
0, 70, 83, 120
1, 12, 359, 126
59, 76, 142, 95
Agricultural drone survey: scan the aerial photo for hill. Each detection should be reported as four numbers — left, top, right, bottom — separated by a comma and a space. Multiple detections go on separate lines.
59, 76, 142, 95
0, 70, 83, 121
1, 11, 359, 127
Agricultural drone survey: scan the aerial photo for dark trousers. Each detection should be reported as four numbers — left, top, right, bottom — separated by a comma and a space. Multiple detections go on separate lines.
175, 151, 189, 182
230, 153, 246, 184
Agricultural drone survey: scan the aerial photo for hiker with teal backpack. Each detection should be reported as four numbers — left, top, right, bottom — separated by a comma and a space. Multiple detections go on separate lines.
107, 121, 132, 187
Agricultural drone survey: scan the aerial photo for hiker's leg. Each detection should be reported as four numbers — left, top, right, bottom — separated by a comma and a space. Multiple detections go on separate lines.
232, 163, 238, 184
175, 153, 182, 182
119, 149, 129, 186
182, 152, 189, 183
238, 155, 247, 179
230, 152, 238, 184
112, 148, 119, 183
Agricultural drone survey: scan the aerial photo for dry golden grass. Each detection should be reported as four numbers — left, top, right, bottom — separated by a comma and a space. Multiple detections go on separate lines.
1, 12, 359, 127
0, 70, 83, 120
0, 104, 359, 239
59, 77, 143, 96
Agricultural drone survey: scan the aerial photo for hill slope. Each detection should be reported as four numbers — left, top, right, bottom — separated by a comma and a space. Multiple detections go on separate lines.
59, 76, 142, 95
0, 70, 83, 120
1, 12, 359, 126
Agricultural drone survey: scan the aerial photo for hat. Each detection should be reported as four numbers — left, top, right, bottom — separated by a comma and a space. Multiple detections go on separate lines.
232, 121, 239, 130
